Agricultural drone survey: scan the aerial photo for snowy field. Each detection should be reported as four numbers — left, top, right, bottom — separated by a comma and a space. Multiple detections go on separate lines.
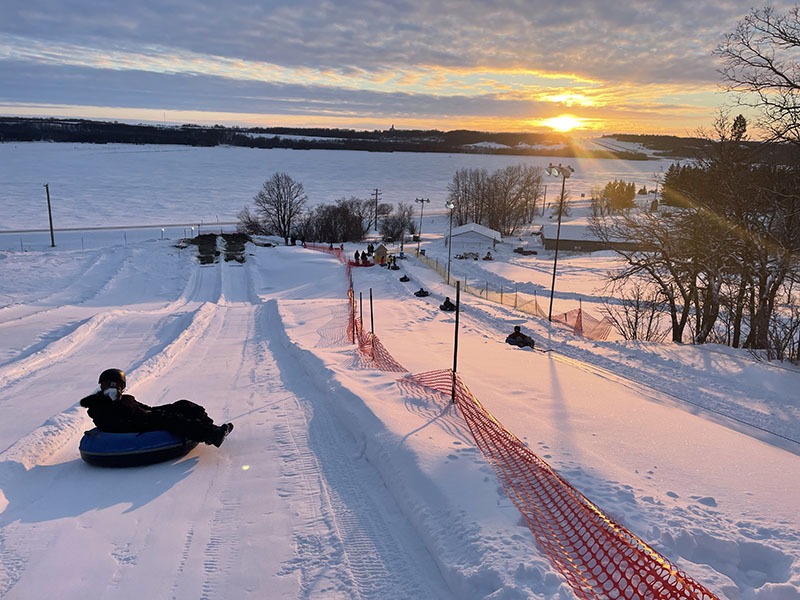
1, 142, 675, 232
0, 142, 798, 599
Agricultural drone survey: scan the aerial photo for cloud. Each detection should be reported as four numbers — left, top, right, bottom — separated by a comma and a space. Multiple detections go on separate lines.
2, 0, 794, 132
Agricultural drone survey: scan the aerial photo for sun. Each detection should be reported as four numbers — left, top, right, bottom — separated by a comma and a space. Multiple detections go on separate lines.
541, 115, 583, 132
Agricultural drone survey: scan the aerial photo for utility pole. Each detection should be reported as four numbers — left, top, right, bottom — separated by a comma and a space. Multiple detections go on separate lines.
372, 188, 382, 231
43, 183, 55, 247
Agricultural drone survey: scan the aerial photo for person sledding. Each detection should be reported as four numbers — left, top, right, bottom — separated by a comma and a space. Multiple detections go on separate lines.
414, 287, 430, 297
80, 369, 234, 447
399, 274, 410, 282
440, 296, 456, 312
505, 325, 535, 349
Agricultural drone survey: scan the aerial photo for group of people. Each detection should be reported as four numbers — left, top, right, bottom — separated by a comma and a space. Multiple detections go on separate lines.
384, 255, 400, 270
353, 243, 379, 265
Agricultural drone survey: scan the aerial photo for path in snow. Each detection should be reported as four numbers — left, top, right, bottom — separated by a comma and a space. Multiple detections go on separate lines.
0, 243, 454, 599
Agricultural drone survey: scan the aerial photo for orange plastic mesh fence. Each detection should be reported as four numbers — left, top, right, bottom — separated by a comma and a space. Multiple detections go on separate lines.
305, 243, 406, 372
305, 243, 346, 264
347, 287, 408, 373
401, 369, 719, 600
552, 308, 614, 341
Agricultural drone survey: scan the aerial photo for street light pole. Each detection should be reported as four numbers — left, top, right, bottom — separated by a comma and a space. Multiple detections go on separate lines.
545, 163, 574, 321
415, 197, 429, 255
445, 200, 455, 284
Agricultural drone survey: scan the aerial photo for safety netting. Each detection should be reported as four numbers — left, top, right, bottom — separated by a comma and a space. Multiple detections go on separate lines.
305, 242, 406, 372
401, 369, 719, 600
305, 243, 347, 264
305, 242, 717, 599
551, 307, 614, 341
346, 286, 407, 373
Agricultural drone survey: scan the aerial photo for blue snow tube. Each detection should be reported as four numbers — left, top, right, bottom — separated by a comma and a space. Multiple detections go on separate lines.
79, 428, 199, 467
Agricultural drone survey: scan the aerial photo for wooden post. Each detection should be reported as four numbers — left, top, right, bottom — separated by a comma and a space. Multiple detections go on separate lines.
350, 284, 355, 344
44, 184, 55, 247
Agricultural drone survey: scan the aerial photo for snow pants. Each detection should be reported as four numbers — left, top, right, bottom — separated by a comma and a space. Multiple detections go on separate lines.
147, 400, 218, 443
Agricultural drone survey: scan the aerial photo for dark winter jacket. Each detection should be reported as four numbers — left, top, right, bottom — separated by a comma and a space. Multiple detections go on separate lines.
80, 391, 154, 433
506, 331, 534, 348
81, 391, 218, 441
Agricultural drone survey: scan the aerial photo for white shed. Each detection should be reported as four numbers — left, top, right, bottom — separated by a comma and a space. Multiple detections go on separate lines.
446, 223, 502, 251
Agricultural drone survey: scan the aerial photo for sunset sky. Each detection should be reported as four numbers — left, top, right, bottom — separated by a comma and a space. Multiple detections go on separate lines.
1, 1, 793, 135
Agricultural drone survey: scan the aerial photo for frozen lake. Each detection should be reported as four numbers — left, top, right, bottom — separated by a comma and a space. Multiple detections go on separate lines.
0, 142, 676, 231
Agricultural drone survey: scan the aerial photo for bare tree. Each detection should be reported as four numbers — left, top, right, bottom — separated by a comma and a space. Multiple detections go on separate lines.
252, 172, 307, 245
600, 280, 669, 342
447, 165, 543, 235
236, 205, 268, 235
380, 202, 417, 242
592, 113, 800, 350
716, 6, 800, 144
303, 197, 372, 243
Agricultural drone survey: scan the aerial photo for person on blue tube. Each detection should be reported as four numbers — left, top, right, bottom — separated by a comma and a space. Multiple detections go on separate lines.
80, 369, 233, 447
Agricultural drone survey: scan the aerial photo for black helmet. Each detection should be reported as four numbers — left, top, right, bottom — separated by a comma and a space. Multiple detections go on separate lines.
98, 368, 126, 390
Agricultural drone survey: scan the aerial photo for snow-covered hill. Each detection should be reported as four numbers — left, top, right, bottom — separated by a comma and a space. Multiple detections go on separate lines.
0, 228, 797, 599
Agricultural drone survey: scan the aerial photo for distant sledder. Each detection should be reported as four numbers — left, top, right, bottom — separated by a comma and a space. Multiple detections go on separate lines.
440, 297, 456, 312
414, 287, 430, 297
506, 325, 535, 349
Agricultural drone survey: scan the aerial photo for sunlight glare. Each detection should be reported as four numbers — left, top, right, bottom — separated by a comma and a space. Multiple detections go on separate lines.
541, 115, 583, 132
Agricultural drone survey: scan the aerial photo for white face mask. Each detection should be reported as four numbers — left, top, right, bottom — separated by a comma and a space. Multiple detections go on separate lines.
103, 388, 119, 401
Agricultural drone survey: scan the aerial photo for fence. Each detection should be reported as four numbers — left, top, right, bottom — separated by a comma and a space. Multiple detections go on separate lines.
402, 369, 719, 600
414, 251, 613, 341
303, 243, 719, 600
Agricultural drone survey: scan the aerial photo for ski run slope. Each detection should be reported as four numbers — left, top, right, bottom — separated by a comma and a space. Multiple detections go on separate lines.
0, 236, 797, 600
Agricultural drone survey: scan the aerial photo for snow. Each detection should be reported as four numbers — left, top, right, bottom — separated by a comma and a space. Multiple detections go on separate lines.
0, 143, 798, 599
0, 142, 675, 233
464, 142, 513, 150
582, 137, 662, 159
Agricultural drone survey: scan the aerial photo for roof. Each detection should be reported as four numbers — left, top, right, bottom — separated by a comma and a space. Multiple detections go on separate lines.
450, 222, 502, 241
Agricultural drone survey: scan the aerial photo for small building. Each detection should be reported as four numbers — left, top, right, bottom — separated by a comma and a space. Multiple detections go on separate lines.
447, 223, 502, 252
373, 244, 388, 261
540, 224, 644, 252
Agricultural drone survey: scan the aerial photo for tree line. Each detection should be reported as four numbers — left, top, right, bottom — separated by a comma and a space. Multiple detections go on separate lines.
238, 162, 547, 248
586, 6, 800, 362
237, 173, 416, 246
446, 165, 544, 235
592, 113, 799, 360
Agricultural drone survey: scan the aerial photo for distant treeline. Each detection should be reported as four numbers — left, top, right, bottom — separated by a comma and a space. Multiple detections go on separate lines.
1, 117, 648, 159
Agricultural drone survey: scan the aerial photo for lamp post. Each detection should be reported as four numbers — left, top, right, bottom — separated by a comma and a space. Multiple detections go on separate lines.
445, 200, 455, 284
415, 197, 429, 255
545, 163, 574, 321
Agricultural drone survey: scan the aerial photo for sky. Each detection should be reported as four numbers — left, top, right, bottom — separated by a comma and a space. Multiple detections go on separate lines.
1, 0, 796, 135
